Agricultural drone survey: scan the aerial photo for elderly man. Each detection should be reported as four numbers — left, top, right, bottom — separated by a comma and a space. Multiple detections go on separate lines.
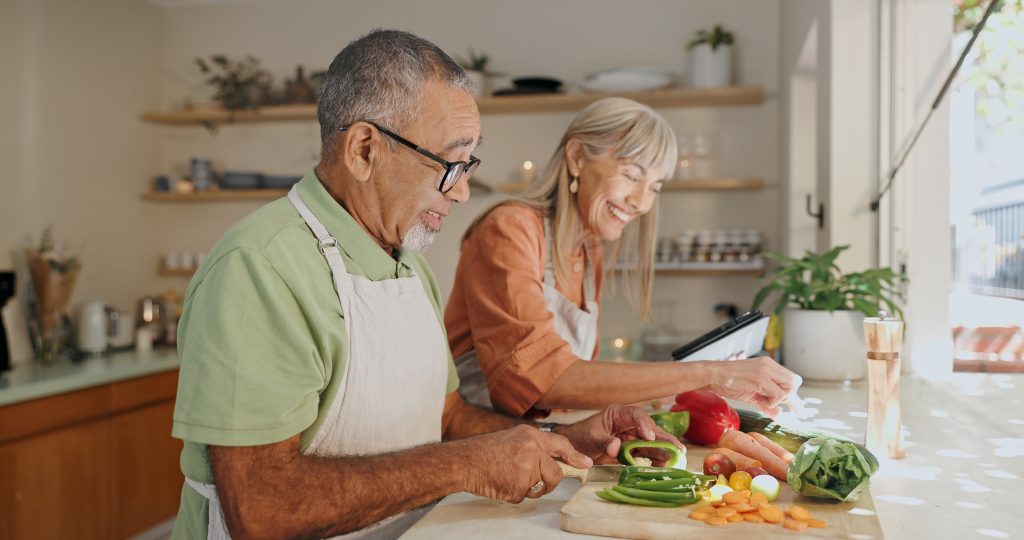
171, 29, 680, 539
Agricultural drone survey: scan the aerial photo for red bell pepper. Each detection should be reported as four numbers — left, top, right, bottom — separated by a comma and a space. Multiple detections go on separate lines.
670, 390, 740, 446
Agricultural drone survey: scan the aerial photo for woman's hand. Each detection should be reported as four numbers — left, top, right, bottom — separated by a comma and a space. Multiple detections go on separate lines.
700, 357, 802, 417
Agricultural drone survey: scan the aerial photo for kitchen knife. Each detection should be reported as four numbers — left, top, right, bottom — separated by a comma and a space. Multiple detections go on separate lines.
558, 462, 623, 484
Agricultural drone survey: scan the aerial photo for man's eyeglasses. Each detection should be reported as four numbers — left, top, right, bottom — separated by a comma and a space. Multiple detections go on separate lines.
339, 121, 480, 194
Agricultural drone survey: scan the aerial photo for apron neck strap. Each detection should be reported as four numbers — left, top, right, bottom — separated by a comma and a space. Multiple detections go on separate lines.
542, 217, 595, 303
288, 185, 351, 281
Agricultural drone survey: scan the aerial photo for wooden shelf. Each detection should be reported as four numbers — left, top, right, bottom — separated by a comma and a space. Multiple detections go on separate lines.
489, 177, 764, 194
140, 86, 765, 126
653, 268, 763, 276
158, 267, 196, 277
662, 177, 764, 191
476, 85, 764, 114
140, 104, 315, 125
141, 189, 287, 202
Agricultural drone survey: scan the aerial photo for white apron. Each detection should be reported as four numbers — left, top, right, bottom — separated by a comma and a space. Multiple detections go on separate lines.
456, 218, 599, 409
186, 185, 450, 540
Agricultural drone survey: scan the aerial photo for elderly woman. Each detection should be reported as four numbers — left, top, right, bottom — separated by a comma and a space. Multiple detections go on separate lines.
445, 97, 800, 419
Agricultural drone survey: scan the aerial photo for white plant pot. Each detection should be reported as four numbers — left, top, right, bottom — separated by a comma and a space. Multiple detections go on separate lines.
465, 70, 487, 98
689, 43, 732, 88
782, 309, 866, 383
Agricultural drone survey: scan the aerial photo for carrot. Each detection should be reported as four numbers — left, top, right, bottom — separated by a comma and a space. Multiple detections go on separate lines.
748, 432, 795, 464
711, 447, 762, 471
718, 430, 789, 480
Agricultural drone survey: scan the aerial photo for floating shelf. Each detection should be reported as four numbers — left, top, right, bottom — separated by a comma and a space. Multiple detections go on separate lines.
617, 259, 765, 276
158, 263, 197, 277
141, 189, 287, 202
140, 86, 765, 126
662, 177, 765, 191
490, 177, 764, 194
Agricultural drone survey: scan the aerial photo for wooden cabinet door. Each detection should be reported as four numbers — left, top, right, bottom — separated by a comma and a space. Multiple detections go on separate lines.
0, 419, 115, 540
111, 400, 184, 539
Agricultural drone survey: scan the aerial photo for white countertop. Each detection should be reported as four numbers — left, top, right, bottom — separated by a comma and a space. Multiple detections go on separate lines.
0, 348, 180, 406
402, 373, 1024, 540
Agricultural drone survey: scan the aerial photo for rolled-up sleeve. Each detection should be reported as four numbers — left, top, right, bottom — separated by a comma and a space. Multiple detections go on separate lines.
452, 206, 594, 416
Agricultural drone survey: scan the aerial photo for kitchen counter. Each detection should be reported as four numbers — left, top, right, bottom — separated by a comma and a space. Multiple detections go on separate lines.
0, 348, 179, 407
401, 373, 1024, 539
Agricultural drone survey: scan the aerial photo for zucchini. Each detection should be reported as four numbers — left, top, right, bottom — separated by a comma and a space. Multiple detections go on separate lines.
737, 408, 855, 454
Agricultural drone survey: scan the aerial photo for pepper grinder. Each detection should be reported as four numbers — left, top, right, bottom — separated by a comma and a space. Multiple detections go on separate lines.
863, 310, 905, 459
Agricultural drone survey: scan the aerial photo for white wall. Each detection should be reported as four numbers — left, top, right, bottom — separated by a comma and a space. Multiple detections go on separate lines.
152, 0, 784, 344
886, 0, 954, 375
0, 0, 162, 362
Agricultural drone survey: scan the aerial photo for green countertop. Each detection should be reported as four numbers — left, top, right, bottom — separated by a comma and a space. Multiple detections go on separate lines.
0, 349, 180, 407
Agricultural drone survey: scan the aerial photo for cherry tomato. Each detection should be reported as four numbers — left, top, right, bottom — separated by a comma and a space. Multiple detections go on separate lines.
703, 453, 736, 478
728, 470, 753, 491
745, 466, 770, 478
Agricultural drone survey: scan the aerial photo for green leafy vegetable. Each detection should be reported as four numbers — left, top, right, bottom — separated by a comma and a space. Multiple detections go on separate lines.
786, 437, 880, 502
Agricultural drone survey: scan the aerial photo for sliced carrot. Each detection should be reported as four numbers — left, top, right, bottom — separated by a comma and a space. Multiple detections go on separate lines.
743, 513, 766, 523
711, 447, 763, 471
718, 431, 790, 480
749, 432, 795, 463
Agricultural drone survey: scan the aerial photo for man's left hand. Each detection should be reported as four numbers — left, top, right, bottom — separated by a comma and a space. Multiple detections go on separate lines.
555, 405, 685, 465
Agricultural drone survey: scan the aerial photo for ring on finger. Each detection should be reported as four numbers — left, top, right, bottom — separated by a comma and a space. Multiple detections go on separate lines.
529, 480, 545, 494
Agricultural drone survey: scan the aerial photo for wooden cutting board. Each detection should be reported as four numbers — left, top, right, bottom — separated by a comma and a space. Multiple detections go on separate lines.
560, 447, 884, 540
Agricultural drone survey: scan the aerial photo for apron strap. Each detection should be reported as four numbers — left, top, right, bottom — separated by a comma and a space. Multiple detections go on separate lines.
542, 217, 596, 303
288, 185, 351, 302
185, 478, 232, 540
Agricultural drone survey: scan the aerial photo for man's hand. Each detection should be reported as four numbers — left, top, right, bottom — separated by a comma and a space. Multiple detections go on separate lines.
461, 425, 592, 503
701, 357, 802, 417
555, 405, 685, 464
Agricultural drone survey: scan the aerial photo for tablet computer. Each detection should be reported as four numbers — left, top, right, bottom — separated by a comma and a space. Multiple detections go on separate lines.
671, 310, 769, 362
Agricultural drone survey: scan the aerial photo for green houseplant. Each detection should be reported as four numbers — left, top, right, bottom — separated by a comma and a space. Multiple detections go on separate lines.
687, 25, 735, 51
752, 246, 905, 382
752, 245, 904, 319
687, 25, 735, 88
455, 49, 502, 97
195, 55, 273, 110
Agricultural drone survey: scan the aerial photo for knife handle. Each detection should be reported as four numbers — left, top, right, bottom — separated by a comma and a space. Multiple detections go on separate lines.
558, 461, 588, 482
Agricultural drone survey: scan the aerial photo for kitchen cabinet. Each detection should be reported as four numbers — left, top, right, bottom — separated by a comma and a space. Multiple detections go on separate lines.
0, 370, 182, 540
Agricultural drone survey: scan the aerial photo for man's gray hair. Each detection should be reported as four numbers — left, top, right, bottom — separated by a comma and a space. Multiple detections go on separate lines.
317, 29, 475, 161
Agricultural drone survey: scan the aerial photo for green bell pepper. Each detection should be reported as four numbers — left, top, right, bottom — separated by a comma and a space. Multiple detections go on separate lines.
596, 488, 683, 508
650, 411, 690, 438
616, 440, 686, 469
611, 485, 699, 504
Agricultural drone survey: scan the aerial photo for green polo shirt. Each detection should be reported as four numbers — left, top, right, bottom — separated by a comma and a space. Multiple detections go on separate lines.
170, 170, 460, 539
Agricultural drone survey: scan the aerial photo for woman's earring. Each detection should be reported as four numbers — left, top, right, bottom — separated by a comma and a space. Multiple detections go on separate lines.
569, 176, 579, 194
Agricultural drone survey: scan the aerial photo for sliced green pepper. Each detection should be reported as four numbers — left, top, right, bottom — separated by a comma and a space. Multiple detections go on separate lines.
622, 476, 714, 492
596, 488, 683, 508
650, 411, 690, 438
616, 440, 685, 468
618, 466, 693, 484
611, 485, 699, 504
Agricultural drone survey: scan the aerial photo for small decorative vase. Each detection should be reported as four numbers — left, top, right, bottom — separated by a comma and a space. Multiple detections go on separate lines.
689, 43, 732, 88
464, 70, 488, 98
782, 309, 866, 383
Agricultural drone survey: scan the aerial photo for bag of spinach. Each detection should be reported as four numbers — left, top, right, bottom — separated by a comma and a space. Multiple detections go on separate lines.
786, 437, 880, 502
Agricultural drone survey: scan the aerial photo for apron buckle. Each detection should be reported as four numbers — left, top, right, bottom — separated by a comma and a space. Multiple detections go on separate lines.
318, 235, 339, 255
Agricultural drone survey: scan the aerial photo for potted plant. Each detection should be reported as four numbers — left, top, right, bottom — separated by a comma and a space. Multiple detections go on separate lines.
752, 246, 905, 382
687, 24, 734, 88
195, 55, 273, 110
456, 49, 501, 98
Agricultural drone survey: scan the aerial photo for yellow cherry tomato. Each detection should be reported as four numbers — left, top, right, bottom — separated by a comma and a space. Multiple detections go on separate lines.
728, 470, 753, 491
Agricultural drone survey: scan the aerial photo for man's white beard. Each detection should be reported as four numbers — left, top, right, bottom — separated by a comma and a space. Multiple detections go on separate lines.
401, 220, 438, 253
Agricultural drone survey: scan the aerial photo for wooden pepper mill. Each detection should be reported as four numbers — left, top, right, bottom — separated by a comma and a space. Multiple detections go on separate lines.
863, 310, 905, 459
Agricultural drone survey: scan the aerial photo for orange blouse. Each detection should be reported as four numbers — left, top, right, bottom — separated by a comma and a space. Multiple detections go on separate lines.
445, 202, 604, 416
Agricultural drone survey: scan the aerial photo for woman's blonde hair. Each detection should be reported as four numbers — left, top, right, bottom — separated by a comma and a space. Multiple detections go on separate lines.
516, 97, 677, 319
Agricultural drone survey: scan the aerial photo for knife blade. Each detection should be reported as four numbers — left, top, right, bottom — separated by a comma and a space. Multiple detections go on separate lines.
558, 462, 623, 484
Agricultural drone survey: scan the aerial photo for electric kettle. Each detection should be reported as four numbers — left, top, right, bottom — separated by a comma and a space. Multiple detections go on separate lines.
77, 301, 117, 354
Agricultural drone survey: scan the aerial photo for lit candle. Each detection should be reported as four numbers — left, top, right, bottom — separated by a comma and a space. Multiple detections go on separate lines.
610, 337, 629, 363
519, 160, 536, 185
